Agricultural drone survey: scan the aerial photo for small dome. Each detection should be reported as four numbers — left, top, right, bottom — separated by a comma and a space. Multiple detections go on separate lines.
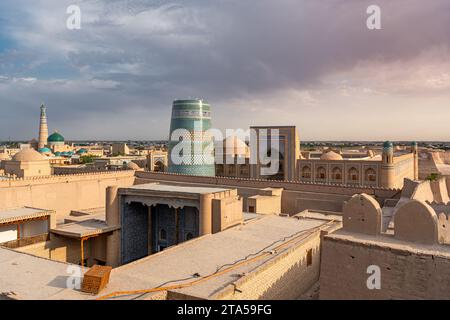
48, 131, 65, 142
383, 141, 393, 149
38, 147, 52, 154
77, 148, 88, 154
12, 148, 45, 161
320, 150, 343, 161
127, 162, 141, 170
222, 135, 249, 157
411, 141, 418, 147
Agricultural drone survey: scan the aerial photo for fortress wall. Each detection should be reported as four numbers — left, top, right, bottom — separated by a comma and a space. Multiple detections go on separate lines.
134, 172, 400, 214
431, 151, 450, 165
410, 180, 435, 203
418, 152, 450, 179
320, 236, 450, 299
430, 178, 450, 204
419, 158, 440, 179
447, 177, 450, 198
392, 154, 416, 188
53, 166, 107, 175
0, 171, 135, 219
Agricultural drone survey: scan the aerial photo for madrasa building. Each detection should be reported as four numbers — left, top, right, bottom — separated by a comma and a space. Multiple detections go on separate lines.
215, 125, 418, 190
298, 141, 419, 189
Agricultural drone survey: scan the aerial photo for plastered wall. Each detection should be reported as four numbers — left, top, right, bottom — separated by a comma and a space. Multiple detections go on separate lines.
0, 171, 135, 219
213, 233, 322, 300
134, 172, 399, 214
320, 236, 450, 299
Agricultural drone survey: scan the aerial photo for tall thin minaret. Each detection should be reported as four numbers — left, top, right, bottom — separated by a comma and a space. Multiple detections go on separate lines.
38, 104, 48, 149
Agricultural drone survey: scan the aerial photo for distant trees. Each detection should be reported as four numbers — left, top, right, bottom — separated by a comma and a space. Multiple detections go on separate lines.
80, 155, 98, 164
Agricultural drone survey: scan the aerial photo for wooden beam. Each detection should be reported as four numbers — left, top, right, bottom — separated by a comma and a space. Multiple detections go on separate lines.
0, 215, 51, 228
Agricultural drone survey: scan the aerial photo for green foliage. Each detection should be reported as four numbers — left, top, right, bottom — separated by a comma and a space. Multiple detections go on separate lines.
80, 155, 98, 164
426, 173, 440, 181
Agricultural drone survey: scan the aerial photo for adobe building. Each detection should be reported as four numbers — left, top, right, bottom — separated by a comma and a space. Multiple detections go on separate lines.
299, 141, 419, 188
220, 125, 416, 190
3, 148, 52, 178
0, 213, 340, 300
319, 177, 450, 299
0, 170, 136, 220
111, 143, 130, 156
104, 183, 243, 266
247, 187, 283, 214
0, 207, 55, 245
146, 149, 168, 172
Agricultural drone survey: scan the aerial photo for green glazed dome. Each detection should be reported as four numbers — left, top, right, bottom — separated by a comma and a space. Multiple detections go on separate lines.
48, 131, 65, 142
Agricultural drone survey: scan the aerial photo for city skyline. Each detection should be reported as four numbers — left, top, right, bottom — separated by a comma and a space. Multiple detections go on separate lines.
1, 0, 450, 141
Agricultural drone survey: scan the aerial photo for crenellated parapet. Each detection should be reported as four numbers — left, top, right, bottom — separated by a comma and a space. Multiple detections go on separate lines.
342, 192, 450, 245
135, 171, 401, 193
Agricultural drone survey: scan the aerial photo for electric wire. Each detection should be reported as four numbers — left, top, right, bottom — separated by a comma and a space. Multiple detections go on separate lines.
97, 220, 335, 300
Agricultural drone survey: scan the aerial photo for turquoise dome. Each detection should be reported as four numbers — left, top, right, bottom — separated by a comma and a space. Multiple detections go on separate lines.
77, 148, 88, 154
38, 147, 52, 153
48, 131, 65, 142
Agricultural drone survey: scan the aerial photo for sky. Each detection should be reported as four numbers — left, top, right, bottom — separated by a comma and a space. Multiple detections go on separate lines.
0, 0, 450, 141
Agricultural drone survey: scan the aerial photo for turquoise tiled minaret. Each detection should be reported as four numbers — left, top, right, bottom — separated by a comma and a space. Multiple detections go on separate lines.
168, 99, 215, 176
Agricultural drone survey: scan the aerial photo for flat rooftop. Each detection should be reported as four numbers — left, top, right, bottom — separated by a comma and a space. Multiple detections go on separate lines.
125, 183, 230, 195
0, 215, 337, 300
85, 215, 335, 300
0, 207, 51, 225
51, 219, 119, 239
0, 247, 85, 300
325, 230, 450, 258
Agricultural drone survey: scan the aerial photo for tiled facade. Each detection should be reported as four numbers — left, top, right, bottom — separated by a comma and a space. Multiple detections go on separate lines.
168, 100, 215, 177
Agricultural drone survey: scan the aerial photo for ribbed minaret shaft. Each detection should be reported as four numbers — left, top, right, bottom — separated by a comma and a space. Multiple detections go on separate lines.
38, 104, 48, 149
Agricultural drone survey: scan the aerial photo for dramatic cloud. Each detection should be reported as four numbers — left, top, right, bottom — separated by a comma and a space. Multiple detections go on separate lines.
0, 0, 449, 140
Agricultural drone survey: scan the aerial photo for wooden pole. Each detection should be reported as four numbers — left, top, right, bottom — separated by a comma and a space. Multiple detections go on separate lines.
175, 208, 179, 245
17, 223, 21, 240
81, 238, 85, 267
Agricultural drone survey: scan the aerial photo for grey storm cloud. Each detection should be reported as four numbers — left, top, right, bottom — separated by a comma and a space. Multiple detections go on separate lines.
0, 0, 450, 140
